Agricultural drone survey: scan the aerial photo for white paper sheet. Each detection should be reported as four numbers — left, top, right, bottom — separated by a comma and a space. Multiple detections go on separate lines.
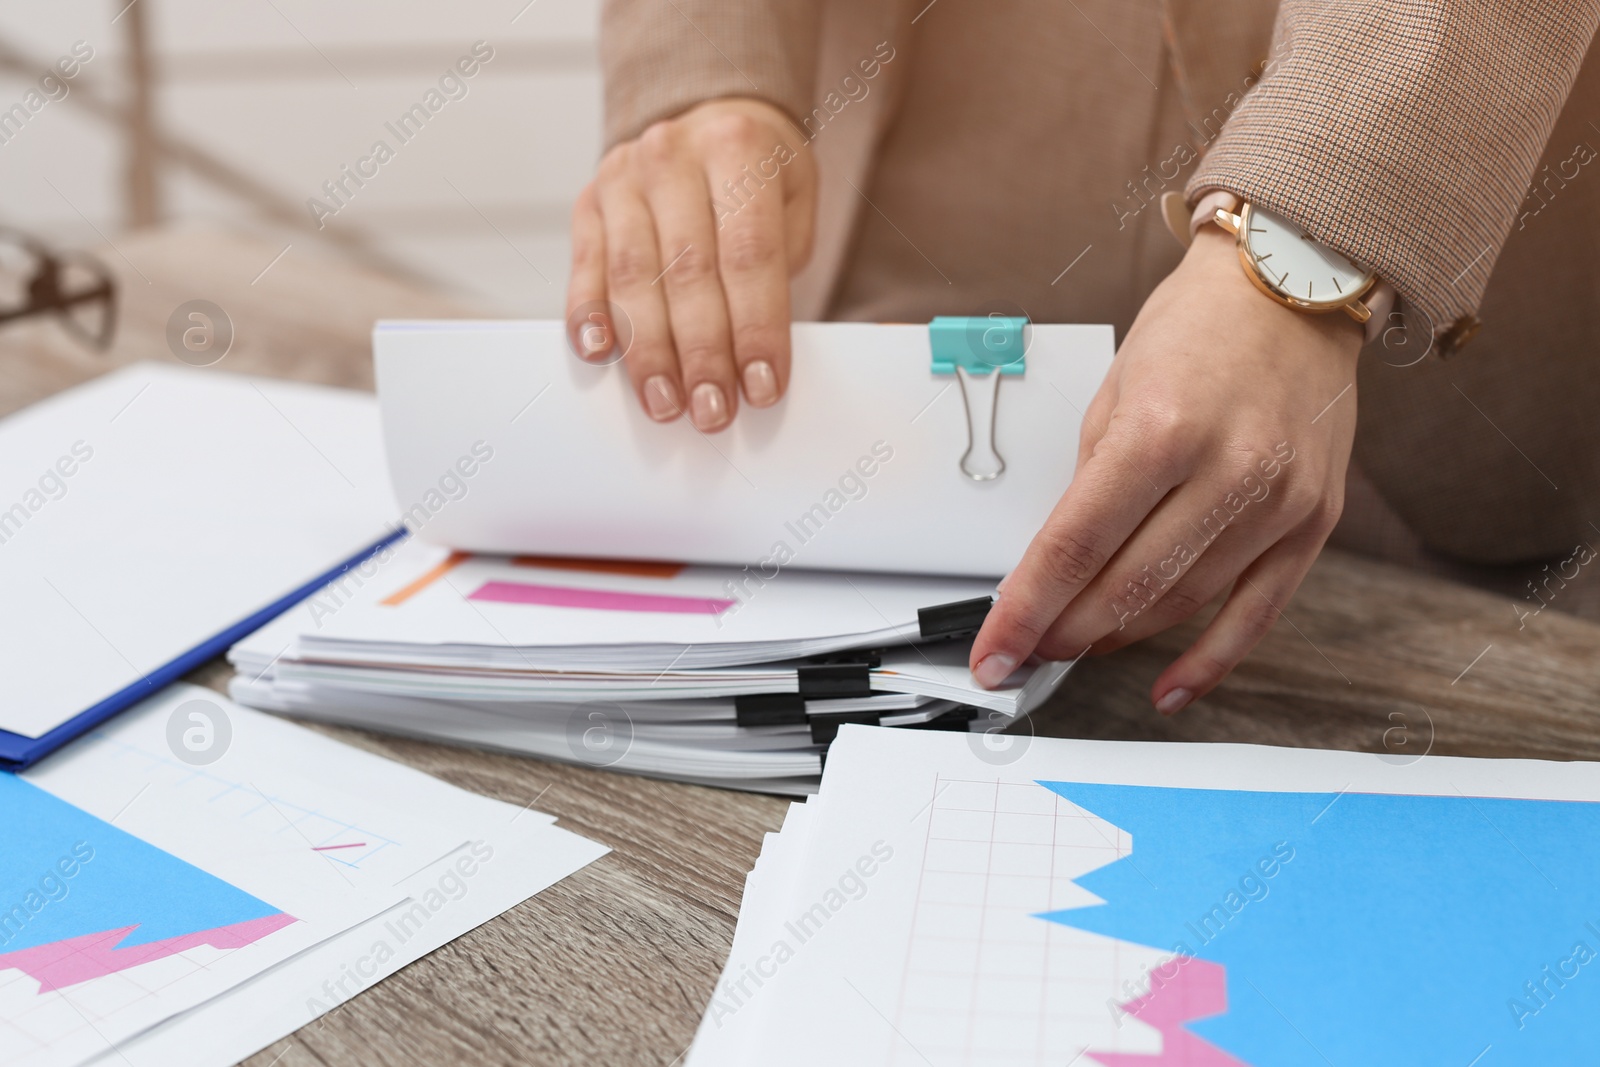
254, 537, 999, 670
0, 364, 396, 739
375, 320, 1114, 577
75, 714, 607, 1067
7, 685, 604, 1067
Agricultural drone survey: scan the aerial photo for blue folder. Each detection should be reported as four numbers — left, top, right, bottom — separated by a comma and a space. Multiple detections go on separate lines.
0, 527, 407, 772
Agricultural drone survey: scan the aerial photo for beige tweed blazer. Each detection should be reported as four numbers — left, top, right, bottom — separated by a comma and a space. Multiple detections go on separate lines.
599, 0, 1600, 565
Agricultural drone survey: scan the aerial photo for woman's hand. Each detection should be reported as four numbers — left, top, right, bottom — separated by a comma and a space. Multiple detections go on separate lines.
970, 225, 1363, 713
566, 97, 817, 432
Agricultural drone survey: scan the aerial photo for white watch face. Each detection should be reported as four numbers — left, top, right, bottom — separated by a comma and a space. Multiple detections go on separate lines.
1242, 204, 1372, 309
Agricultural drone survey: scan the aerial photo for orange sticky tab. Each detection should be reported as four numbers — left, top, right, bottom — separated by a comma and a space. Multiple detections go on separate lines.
379, 550, 471, 606
510, 555, 685, 579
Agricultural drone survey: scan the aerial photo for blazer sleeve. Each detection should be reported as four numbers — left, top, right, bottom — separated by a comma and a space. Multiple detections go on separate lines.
1186, 0, 1600, 339
600, 0, 822, 149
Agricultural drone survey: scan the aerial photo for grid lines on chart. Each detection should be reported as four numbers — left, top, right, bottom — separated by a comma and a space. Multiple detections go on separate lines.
0, 905, 264, 1061
90, 731, 401, 868
887, 775, 1151, 1066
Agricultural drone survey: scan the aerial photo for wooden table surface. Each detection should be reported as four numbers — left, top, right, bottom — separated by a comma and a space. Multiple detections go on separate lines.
9, 227, 1600, 1067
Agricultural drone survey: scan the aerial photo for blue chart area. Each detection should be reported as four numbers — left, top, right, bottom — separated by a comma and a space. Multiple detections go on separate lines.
1036, 782, 1600, 1066
0, 773, 280, 957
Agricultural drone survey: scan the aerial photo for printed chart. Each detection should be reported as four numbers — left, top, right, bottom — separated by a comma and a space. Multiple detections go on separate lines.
0, 775, 298, 1063
380, 552, 693, 609
890, 777, 1600, 1066
1039, 783, 1600, 1065
0, 775, 291, 994
1, 685, 452, 1067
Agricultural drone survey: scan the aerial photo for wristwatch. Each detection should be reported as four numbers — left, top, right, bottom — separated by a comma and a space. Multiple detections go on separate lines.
1178, 191, 1396, 344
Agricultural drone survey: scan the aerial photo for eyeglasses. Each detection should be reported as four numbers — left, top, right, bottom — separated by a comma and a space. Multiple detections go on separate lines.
0, 227, 117, 351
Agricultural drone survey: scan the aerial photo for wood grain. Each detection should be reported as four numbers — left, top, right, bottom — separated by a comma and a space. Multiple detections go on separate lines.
10, 228, 1600, 1066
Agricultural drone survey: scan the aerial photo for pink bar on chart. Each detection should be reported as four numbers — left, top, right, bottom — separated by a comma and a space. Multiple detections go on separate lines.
0, 912, 297, 993
1092, 956, 1253, 1067
468, 579, 735, 615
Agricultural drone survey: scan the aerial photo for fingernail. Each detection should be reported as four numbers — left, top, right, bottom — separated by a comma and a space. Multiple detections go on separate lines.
1155, 687, 1193, 716
644, 375, 681, 421
742, 360, 779, 406
973, 653, 1017, 689
690, 382, 729, 430
580, 325, 610, 360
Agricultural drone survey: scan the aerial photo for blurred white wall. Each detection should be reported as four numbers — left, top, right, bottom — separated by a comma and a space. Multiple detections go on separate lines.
0, 0, 603, 314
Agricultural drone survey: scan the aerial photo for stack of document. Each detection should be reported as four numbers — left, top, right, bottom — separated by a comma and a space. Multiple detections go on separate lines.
688, 726, 1600, 1064
228, 539, 1075, 794
220, 318, 1107, 793
3, 684, 605, 1067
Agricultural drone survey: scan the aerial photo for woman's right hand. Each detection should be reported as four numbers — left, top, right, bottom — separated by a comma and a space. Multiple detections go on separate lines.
566, 97, 817, 432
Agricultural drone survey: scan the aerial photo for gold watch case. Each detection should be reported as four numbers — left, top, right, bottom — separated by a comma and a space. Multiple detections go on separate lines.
1213, 202, 1377, 324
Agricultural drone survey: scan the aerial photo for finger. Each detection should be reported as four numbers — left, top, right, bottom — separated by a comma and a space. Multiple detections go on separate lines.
638, 127, 737, 432
1149, 519, 1326, 715
782, 162, 816, 271
1073, 373, 1119, 478
1089, 549, 1236, 655
1089, 544, 1250, 655
1034, 478, 1297, 658
565, 182, 614, 361
769, 118, 817, 270
595, 148, 682, 422
704, 134, 791, 408
969, 425, 1185, 687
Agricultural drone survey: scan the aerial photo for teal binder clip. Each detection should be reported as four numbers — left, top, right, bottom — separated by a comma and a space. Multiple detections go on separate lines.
929, 315, 1026, 481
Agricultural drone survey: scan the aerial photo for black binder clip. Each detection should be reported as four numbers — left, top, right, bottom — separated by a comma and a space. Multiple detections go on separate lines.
917, 596, 994, 640
797, 663, 875, 699
804, 649, 884, 669
809, 710, 881, 745
734, 692, 809, 727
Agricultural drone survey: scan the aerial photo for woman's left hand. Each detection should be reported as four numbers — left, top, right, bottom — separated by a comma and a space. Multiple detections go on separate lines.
969, 225, 1363, 714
